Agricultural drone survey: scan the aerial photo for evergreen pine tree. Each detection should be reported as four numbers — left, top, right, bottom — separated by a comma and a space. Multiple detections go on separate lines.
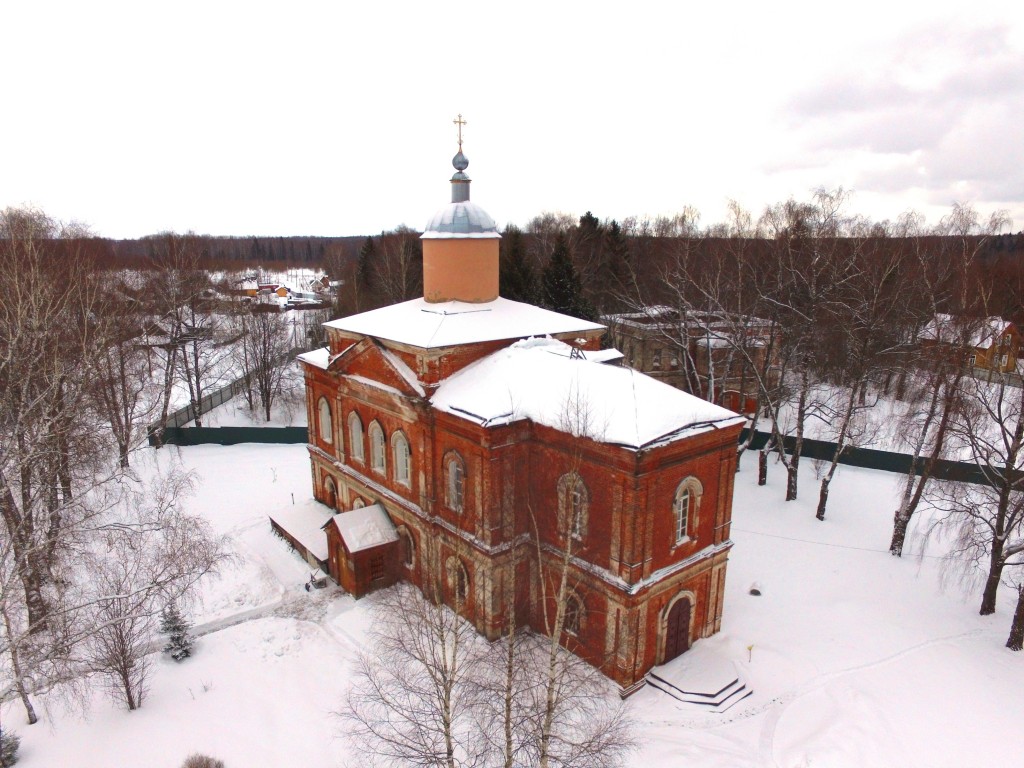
596, 219, 632, 313
160, 602, 194, 662
358, 236, 376, 290
541, 233, 595, 321
578, 210, 600, 235
498, 224, 538, 303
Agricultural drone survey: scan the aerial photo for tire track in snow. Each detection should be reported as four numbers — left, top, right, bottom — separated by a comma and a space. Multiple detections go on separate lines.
755, 628, 984, 768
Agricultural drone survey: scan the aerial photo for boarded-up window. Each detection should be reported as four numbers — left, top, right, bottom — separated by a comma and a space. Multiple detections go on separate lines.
317, 397, 333, 444
370, 554, 385, 582
558, 473, 588, 541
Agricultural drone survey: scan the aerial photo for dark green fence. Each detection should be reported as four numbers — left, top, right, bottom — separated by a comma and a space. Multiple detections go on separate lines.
152, 424, 992, 486
153, 426, 309, 446
742, 429, 990, 485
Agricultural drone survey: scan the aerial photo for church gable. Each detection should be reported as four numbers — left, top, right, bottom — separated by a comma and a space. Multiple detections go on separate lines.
327, 338, 424, 398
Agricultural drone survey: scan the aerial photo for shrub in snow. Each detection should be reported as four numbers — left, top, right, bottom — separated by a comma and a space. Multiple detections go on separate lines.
161, 602, 194, 661
0, 729, 20, 767
181, 754, 224, 768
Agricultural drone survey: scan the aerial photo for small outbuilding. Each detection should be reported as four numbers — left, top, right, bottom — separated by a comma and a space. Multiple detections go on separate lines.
325, 504, 400, 598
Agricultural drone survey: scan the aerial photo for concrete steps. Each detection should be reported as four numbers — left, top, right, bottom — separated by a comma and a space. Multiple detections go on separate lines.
645, 647, 753, 713
646, 670, 753, 713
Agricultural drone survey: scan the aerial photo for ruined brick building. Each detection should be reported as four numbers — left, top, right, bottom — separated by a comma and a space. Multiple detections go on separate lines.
297, 137, 744, 693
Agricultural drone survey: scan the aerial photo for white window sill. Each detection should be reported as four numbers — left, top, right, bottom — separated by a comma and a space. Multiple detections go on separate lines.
671, 535, 693, 552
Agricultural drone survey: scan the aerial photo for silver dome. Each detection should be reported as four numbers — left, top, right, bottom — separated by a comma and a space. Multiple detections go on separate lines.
422, 200, 500, 238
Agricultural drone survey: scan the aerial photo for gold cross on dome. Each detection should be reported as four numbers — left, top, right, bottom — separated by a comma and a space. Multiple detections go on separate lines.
453, 113, 467, 150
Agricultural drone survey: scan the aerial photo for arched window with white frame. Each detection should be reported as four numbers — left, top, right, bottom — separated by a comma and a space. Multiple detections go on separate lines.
369, 421, 386, 474
392, 431, 411, 487
348, 412, 364, 462
317, 397, 333, 445
673, 477, 703, 545
445, 452, 465, 513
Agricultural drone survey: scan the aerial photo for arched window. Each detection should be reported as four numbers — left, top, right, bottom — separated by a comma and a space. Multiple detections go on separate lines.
317, 397, 333, 444
557, 473, 589, 541
564, 593, 584, 637
369, 421, 386, 474
673, 477, 703, 545
398, 526, 415, 568
446, 556, 469, 606
392, 431, 411, 487
445, 452, 465, 513
348, 412, 364, 462
324, 476, 337, 509
675, 488, 690, 541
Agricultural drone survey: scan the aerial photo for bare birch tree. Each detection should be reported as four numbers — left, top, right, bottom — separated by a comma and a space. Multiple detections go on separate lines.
235, 308, 294, 421
144, 234, 208, 440
372, 227, 423, 307
930, 374, 1024, 616
89, 313, 161, 468
84, 471, 226, 711
342, 582, 486, 768
889, 204, 1010, 553
342, 391, 633, 767
812, 224, 913, 520
515, 391, 635, 768
0, 207, 111, 639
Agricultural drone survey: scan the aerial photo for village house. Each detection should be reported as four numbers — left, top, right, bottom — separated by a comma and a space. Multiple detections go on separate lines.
919, 313, 1022, 376
293, 137, 744, 693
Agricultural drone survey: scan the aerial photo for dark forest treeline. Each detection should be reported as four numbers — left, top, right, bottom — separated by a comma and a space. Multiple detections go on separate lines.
69, 234, 366, 271
21, 215, 1024, 323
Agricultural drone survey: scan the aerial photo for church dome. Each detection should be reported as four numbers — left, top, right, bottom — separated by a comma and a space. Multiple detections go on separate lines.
422, 200, 499, 239
421, 127, 501, 241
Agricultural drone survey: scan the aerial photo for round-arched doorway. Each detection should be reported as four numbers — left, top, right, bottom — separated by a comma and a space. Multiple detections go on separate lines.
663, 596, 692, 663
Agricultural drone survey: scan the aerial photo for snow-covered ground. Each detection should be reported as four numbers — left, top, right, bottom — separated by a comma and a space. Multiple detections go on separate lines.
194, 365, 308, 429
4, 444, 1022, 767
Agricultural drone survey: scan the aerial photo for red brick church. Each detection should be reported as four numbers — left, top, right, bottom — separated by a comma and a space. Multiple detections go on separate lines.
297, 131, 743, 693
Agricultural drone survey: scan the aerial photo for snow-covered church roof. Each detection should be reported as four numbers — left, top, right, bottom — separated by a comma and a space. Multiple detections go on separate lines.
324, 296, 603, 349
430, 338, 744, 450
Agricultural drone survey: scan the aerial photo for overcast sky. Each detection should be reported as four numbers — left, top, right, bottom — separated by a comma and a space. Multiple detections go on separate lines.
2, 1, 1021, 238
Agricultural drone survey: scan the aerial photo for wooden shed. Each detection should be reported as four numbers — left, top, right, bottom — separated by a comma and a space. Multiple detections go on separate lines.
325, 504, 401, 598
269, 502, 333, 574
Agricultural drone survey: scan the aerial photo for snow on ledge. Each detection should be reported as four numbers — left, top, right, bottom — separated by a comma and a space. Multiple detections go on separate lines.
296, 347, 330, 370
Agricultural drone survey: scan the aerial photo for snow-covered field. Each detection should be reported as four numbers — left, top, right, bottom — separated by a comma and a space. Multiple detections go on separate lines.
4, 444, 1022, 767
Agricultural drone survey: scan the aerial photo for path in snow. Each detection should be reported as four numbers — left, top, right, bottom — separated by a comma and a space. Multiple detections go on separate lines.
755, 628, 985, 767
